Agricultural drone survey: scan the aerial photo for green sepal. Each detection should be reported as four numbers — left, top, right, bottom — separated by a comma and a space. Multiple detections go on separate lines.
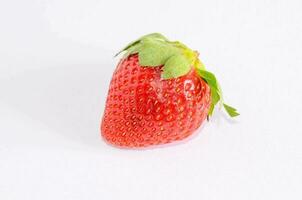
162, 54, 191, 79
116, 33, 192, 79
123, 43, 142, 58
196, 69, 220, 92
223, 104, 240, 117
115, 33, 168, 57
196, 68, 239, 118
138, 38, 180, 66
207, 87, 220, 116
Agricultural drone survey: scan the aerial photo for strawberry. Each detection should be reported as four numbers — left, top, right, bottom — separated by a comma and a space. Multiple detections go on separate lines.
101, 33, 239, 148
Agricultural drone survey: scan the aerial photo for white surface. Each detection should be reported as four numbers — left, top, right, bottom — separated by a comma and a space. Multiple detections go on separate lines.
1, 0, 302, 199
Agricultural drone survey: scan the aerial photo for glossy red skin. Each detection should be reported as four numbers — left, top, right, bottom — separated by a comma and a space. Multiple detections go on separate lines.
101, 54, 211, 148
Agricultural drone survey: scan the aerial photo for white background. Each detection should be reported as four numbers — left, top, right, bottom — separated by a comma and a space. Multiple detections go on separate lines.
1, 0, 302, 199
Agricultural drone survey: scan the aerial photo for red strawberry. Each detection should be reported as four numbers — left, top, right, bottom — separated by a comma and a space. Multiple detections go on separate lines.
101, 33, 238, 148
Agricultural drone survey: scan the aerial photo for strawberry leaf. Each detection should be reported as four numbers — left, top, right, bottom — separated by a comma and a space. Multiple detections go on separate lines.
223, 104, 240, 117
115, 33, 168, 57
162, 54, 191, 79
138, 39, 180, 66
196, 69, 219, 92
123, 43, 142, 58
207, 88, 220, 116
196, 68, 239, 118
